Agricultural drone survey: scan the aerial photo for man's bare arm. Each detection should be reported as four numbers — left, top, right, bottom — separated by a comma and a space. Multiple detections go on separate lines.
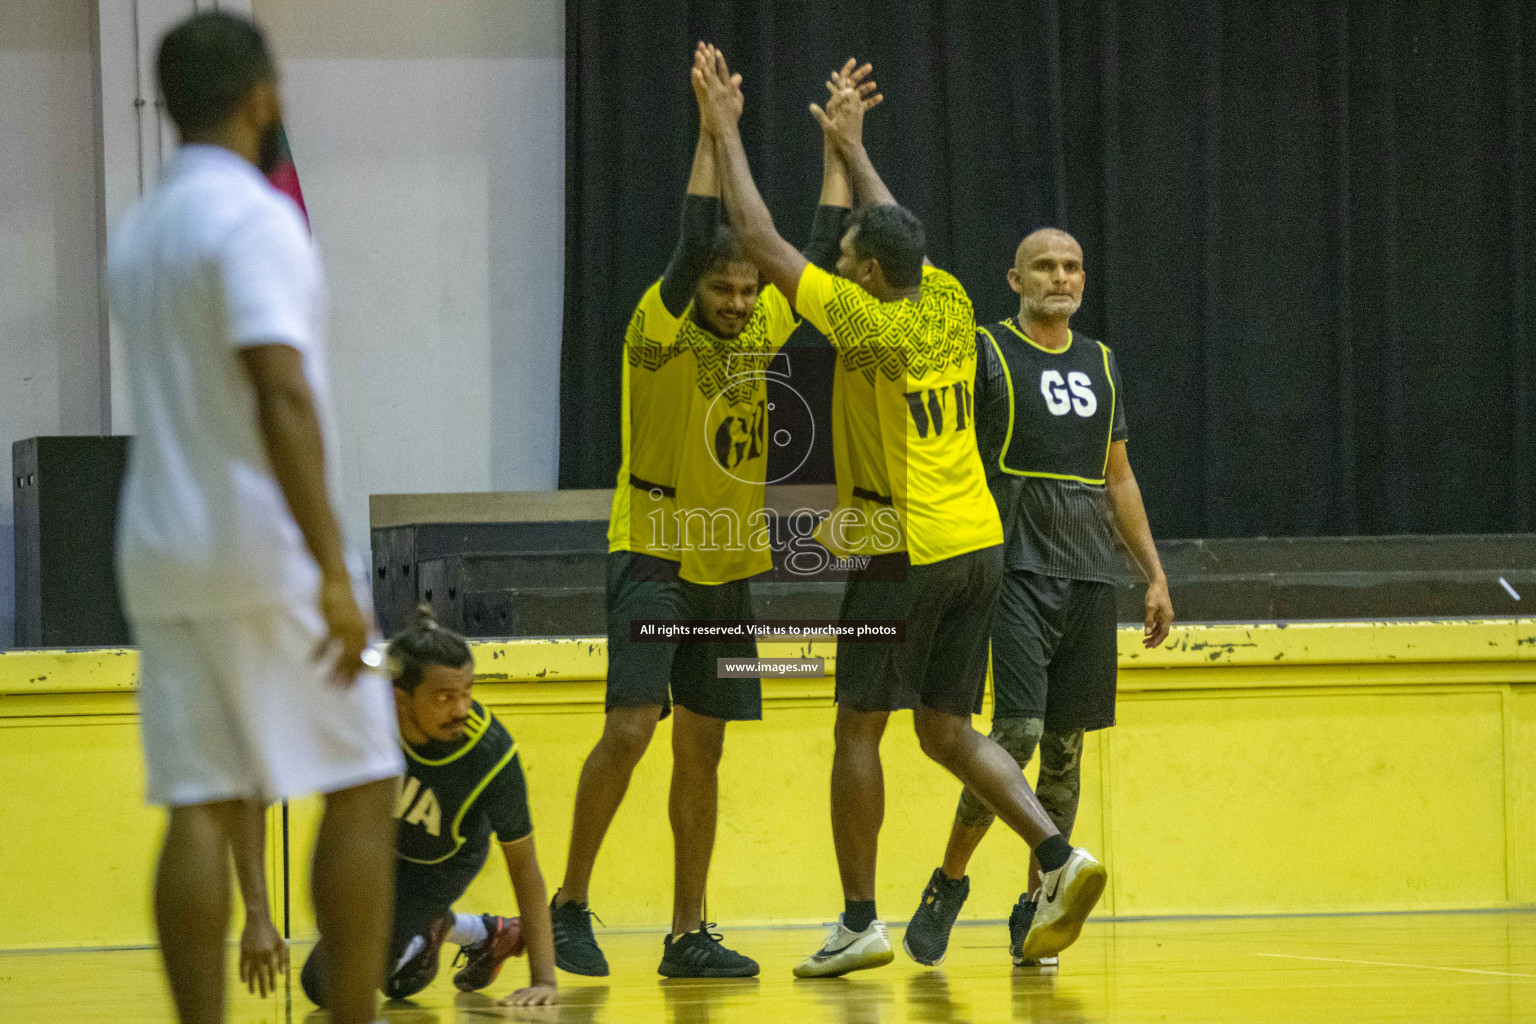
496, 836, 558, 1006
819, 134, 852, 211
232, 802, 287, 998
1105, 440, 1173, 647
694, 48, 808, 304
813, 59, 875, 212
812, 66, 896, 210
659, 50, 727, 318
239, 344, 367, 683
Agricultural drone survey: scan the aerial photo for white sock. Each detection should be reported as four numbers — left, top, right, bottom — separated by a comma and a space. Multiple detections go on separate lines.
448, 912, 488, 946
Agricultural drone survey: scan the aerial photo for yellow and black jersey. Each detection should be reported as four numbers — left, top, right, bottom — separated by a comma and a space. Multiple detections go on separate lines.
975, 320, 1129, 584
395, 701, 531, 868
607, 279, 800, 584
794, 263, 1002, 565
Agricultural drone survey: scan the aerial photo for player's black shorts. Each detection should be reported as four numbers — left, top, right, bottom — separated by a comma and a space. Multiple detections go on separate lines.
834, 544, 1003, 717
991, 569, 1118, 732
605, 551, 762, 722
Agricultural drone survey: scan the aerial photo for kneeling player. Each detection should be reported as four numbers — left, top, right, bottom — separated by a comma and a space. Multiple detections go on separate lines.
302, 609, 557, 1007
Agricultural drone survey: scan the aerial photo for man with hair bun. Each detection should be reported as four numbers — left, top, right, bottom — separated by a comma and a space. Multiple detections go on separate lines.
301, 607, 558, 1008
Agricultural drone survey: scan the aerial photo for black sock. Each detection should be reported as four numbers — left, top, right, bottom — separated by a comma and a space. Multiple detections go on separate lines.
844, 900, 878, 932
1036, 834, 1072, 873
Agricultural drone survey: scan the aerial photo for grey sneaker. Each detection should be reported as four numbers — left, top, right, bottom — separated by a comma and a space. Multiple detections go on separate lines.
902, 868, 970, 966
1008, 895, 1057, 967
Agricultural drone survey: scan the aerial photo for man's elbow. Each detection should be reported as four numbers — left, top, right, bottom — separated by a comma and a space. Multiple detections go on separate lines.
252, 378, 315, 420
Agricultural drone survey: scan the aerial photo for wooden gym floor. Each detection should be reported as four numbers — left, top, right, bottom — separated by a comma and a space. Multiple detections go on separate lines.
4, 911, 1534, 1023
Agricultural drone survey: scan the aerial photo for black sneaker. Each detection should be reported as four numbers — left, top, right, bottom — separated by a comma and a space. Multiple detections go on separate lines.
658, 924, 760, 978
551, 895, 609, 977
385, 911, 453, 1000
1008, 894, 1056, 967
902, 868, 970, 966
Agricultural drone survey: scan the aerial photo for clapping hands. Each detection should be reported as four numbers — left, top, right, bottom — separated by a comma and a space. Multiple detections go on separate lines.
811, 58, 884, 153
691, 42, 743, 136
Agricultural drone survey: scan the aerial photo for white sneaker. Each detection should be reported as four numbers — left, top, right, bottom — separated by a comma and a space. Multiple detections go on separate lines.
1014, 954, 1060, 969
793, 915, 894, 978
1020, 848, 1106, 961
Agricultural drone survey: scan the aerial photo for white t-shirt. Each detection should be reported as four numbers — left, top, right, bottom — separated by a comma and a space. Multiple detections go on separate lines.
108, 144, 344, 619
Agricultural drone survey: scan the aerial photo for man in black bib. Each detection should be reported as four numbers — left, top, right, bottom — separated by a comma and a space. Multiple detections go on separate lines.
903, 228, 1174, 969
301, 609, 558, 1008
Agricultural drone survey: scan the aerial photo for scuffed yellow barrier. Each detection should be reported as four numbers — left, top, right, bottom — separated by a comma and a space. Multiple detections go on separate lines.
4, 617, 1536, 949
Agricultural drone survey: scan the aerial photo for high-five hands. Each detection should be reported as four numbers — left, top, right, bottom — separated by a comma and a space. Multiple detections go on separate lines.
810, 58, 883, 152
692, 42, 743, 136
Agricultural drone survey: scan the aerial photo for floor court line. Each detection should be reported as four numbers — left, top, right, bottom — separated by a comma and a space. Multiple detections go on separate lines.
1257, 952, 1536, 979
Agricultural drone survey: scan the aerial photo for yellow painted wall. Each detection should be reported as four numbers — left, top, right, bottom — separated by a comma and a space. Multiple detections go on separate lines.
2, 621, 1535, 950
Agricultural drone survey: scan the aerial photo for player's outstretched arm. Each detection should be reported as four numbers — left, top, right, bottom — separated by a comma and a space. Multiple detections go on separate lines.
812, 61, 869, 213
1105, 440, 1174, 647
693, 45, 809, 305
231, 802, 287, 999
496, 836, 558, 1007
659, 42, 727, 318
812, 61, 895, 210
800, 59, 881, 272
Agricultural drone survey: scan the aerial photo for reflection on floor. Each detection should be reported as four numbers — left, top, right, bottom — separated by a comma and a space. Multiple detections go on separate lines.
5, 912, 1536, 1023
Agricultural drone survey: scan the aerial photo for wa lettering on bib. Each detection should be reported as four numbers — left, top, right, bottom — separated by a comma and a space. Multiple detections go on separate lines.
395, 701, 527, 865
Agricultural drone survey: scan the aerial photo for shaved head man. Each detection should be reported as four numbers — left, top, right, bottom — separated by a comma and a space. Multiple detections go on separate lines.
1009, 228, 1085, 327
901, 228, 1175, 969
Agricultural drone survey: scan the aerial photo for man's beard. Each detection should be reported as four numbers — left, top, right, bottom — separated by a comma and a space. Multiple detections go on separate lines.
256, 119, 285, 175
1025, 294, 1081, 320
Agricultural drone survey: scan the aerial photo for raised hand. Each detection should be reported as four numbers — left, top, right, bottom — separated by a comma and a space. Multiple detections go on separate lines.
809, 58, 882, 154
692, 42, 744, 136
830, 58, 883, 108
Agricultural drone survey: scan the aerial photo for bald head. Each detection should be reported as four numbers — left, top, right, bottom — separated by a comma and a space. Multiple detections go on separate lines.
1009, 227, 1085, 326
1015, 228, 1082, 272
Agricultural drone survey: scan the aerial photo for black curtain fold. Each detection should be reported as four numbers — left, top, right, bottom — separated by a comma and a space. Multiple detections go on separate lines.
561, 0, 1536, 538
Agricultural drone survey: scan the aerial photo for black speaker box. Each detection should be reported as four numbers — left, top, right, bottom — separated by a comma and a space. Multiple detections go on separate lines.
12, 436, 131, 648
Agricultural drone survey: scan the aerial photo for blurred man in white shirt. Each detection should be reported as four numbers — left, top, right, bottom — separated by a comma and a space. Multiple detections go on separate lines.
107, 13, 400, 1024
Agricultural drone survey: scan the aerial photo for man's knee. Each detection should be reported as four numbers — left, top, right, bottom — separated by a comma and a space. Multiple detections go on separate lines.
599, 707, 660, 765
672, 710, 726, 773
833, 708, 887, 751
914, 709, 968, 765
300, 945, 326, 1007
991, 716, 1045, 768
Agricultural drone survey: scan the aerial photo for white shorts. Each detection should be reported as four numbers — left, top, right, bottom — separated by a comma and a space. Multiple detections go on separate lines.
135, 603, 404, 807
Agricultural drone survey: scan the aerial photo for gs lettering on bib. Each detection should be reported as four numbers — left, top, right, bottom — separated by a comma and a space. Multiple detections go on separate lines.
980, 320, 1124, 485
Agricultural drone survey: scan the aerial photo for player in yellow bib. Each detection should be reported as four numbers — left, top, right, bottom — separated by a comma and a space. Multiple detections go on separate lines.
549, 44, 854, 980
693, 46, 1109, 976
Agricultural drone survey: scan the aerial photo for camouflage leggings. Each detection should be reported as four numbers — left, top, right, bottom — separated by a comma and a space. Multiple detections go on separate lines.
956, 716, 1084, 839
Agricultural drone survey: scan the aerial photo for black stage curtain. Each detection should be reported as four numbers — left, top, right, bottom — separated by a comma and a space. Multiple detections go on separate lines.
561, 1, 1536, 538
